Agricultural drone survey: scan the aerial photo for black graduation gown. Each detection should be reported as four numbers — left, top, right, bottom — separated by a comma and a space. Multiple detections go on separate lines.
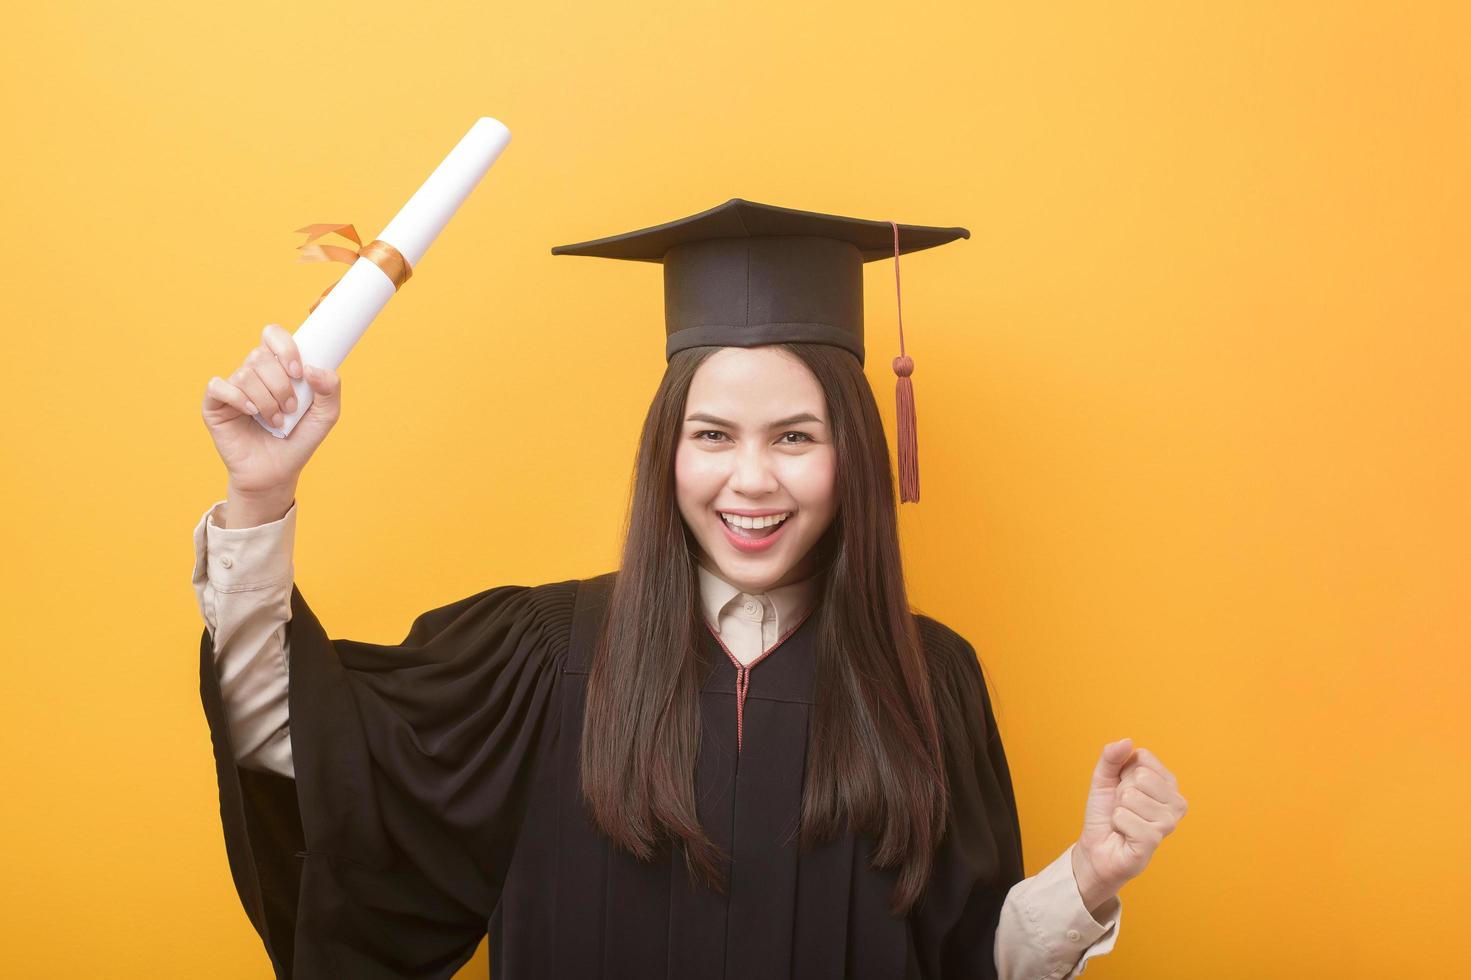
197, 570, 1025, 979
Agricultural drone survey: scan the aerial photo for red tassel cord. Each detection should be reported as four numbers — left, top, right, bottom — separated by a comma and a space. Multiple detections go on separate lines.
889, 220, 920, 503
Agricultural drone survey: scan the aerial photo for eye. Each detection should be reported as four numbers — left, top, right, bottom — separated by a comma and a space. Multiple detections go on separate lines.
779, 431, 813, 445
693, 430, 729, 443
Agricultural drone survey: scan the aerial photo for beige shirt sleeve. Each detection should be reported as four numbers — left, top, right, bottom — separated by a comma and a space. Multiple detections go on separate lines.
191, 499, 296, 778
994, 842, 1123, 979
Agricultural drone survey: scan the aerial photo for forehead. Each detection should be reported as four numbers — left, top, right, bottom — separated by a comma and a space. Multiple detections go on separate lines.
685, 347, 826, 417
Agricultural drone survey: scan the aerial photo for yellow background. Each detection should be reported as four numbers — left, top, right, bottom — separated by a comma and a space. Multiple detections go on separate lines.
2, 2, 1465, 976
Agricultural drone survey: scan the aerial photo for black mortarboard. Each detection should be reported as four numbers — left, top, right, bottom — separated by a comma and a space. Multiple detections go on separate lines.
550, 198, 971, 502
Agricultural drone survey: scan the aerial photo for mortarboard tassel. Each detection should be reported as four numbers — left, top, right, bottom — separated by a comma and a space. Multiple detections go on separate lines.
889, 221, 920, 503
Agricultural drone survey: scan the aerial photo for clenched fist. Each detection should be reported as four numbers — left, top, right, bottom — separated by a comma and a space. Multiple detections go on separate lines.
1071, 739, 1188, 910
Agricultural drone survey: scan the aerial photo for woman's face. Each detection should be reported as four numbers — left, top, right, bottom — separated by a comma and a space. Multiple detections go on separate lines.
675, 346, 838, 594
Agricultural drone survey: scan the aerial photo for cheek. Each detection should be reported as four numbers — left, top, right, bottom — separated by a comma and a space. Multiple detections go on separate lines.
674, 445, 720, 505
786, 451, 837, 513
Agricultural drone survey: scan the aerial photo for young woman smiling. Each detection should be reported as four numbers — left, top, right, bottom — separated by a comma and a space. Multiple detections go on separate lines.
193, 199, 1187, 979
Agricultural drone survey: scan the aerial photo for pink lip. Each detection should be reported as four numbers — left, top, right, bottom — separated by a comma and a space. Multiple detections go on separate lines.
717, 508, 792, 517
717, 512, 791, 553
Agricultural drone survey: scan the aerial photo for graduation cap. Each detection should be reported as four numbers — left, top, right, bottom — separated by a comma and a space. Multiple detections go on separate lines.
550, 198, 970, 503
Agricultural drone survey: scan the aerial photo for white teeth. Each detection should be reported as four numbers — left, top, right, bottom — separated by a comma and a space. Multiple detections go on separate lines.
720, 511, 791, 529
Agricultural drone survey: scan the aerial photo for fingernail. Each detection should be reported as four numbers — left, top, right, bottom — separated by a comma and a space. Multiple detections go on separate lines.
285, 397, 297, 413
272, 413, 284, 426
245, 400, 258, 415
289, 361, 302, 378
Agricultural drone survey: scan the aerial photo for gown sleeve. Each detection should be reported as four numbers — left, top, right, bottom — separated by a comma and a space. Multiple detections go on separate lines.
907, 617, 1028, 980
197, 576, 578, 979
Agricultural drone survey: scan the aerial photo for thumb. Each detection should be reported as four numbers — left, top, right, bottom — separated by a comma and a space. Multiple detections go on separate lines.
1090, 737, 1134, 791
303, 363, 340, 402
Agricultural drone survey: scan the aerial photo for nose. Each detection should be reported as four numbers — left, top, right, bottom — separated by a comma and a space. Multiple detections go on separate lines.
726, 443, 780, 497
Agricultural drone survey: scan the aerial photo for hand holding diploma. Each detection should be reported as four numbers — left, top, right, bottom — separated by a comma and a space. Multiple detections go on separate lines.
201, 324, 341, 503
1070, 739, 1190, 914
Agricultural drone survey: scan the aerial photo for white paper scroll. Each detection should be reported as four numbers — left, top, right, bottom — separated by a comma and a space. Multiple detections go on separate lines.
256, 116, 512, 438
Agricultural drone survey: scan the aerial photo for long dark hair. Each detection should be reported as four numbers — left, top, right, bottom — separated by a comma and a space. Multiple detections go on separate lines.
579, 342, 948, 917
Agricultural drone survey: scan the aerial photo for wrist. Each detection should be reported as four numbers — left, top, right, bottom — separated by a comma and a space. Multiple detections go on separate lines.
223, 482, 296, 528
1070, 842, 1118, 916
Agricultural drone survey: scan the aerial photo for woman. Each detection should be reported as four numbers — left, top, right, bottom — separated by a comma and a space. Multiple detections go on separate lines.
193, 199, 1187, 979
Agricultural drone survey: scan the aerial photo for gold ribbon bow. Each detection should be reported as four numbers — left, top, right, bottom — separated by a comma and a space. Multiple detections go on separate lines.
295, 223, 414, 313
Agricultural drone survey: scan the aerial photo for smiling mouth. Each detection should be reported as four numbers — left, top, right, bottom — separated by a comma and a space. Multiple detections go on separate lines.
718, 511, 791, 540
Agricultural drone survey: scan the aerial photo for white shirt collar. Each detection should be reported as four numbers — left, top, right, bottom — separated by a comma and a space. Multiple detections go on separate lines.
696, 560, 822, 638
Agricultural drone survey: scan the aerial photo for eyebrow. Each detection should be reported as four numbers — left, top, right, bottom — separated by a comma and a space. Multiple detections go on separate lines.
685, 411, 825, 429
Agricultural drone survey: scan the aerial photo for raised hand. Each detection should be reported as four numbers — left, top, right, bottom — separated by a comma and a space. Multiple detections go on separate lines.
201, 323, 341, 497
1071, 738, 1188, 910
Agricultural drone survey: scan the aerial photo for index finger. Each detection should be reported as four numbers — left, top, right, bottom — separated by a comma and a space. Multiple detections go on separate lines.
261, 323, 303, 378
1132, 747, 1180, 790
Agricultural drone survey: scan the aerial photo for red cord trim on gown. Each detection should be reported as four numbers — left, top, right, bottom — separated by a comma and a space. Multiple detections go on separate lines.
704, 605, 817, 753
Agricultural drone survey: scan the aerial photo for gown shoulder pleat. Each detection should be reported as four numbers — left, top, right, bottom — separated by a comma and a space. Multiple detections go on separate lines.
199, 576, 581, 979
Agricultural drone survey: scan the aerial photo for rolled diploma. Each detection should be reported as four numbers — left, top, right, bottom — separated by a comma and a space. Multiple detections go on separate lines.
256, 116, 512, 438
